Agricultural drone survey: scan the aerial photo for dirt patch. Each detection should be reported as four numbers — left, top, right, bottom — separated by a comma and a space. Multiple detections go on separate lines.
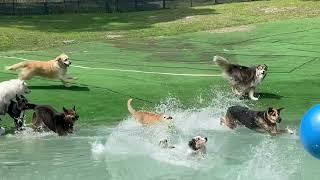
259, 7, 297, 14
207, 25, 254, 33
105, 33, 123, 39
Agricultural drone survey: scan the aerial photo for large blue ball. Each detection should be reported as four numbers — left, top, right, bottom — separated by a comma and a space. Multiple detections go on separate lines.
300, 104, 320, 159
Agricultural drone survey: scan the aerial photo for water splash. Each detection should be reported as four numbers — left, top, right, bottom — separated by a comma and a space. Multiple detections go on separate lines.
91, 91, 302, 179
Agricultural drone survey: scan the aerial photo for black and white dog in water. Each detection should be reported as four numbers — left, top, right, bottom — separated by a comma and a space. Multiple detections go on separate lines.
159, 136, 208, 156
214, 56, 268, 101
6, 95, 36, 131
188, 136, 208, 156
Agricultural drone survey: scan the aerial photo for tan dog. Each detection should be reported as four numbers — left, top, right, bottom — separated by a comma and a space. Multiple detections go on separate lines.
6, 54, 77, 87
127, 99, 173, 125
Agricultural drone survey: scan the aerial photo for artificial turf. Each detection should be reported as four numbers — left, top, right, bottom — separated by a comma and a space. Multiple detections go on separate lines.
0, 16, 319, 131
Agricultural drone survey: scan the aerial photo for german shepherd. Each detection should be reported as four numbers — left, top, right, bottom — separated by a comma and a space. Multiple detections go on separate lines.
221, 106, 289, 135
32, 105, 79, 136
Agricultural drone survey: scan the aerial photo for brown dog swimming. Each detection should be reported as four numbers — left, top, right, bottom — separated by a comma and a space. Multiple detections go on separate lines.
6, 54, 77, 87
32, 105, 79, 136
127, 99, 173, 125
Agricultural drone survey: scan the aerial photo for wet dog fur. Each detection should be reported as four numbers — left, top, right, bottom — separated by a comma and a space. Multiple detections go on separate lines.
127, 99, 173, 125
32, 105, 79, 136
7, 95, 36, 131
213, 56, 268, 100
6, 54, 77, 87
221, 105, 288, 135
188, 136, 208, 155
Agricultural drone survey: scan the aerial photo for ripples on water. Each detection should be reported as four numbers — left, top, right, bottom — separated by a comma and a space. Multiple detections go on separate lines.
0, 91, 310, 180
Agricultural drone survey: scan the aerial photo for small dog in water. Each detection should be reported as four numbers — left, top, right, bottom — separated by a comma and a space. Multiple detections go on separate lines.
159, 139, 176, 149
221, 105, 292, 135
214, 56, 268, 100
32, 105, 79, 136
0, 79, 30, 118
188, 136, 208, 156
7, 95, 36, 131
159, 136, 208, 156
6, 54, 77, 87
127, 99, 173, 125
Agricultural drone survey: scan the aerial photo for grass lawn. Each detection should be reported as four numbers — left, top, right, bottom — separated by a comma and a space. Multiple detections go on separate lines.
0, 0, 319, 130
1, 0, 320, 51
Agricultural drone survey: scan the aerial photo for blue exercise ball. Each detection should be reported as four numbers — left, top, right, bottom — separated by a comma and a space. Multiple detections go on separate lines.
300, 104, 320, 159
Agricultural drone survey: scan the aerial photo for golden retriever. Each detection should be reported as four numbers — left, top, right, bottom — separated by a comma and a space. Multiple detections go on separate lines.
127, 99, 173, 125
6, 54, 77, 87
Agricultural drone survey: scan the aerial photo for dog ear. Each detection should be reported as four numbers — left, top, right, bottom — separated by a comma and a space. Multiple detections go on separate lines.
63, 107, 68, 113
55, 56, 62, 61
277, 108, 284, 113
268, 107, 273, 113
188, 139, 197, 151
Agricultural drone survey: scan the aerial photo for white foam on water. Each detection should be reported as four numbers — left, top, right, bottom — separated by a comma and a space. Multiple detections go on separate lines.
236, 137, 301, 180
91, 91, 245, 168
6, 127, 56, 139
90, 91, 302, 178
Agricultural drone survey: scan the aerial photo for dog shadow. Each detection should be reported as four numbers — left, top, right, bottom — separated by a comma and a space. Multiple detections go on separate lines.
29, 85, 90, 91
258, 92, 283, 100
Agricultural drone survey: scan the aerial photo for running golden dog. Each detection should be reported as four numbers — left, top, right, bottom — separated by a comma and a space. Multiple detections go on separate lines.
6, 54, 77, 87
127, 99, 173, 125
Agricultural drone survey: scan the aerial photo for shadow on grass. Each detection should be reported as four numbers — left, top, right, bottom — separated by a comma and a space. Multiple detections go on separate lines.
0, 8, 217, 33
29, 85, 90, 91
258, 92, 283, 100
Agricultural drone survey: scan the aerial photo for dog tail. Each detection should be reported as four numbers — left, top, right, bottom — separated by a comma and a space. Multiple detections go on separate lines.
127, 99, 136, 114
213, 56, 230, 69
5, 62, 28, 71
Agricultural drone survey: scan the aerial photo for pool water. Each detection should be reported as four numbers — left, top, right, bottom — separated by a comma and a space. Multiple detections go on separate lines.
0, 95, 318, 180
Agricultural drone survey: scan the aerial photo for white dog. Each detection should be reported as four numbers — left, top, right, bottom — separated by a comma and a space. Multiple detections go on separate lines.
0, 79, 30, 117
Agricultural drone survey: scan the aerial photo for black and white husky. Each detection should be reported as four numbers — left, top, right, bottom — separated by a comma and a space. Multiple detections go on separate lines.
214, 56, 268, 100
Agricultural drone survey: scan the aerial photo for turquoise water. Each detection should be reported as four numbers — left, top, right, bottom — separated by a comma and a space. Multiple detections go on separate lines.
0, 95, 318, 180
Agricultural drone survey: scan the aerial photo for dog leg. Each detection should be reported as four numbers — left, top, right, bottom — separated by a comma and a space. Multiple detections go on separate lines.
248, 88, 258, 101
18, 111, 26, 130
19, 70, 33, 80
65, 75, 78, 80
60, 79, 71, 87
221, 117, 237, 129
232, 87, 244, 97
14, 118, 20, 130
220, 117, 226, 126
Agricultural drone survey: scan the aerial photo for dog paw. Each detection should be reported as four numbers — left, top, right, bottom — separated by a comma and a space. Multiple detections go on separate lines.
250, 97, 259, 101
63, 83, 72, 88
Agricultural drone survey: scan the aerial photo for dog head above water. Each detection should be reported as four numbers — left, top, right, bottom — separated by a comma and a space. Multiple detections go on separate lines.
161, 114, 173, 121
255, 64, 268, 79
62, 106, 79, 132
188, 136, 208, 151
266, 107, 284, 124
55, 53, 71, 68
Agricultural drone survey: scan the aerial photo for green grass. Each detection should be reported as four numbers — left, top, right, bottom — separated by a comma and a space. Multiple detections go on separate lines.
0, 0, 319, 131
1, 0, 320, 51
